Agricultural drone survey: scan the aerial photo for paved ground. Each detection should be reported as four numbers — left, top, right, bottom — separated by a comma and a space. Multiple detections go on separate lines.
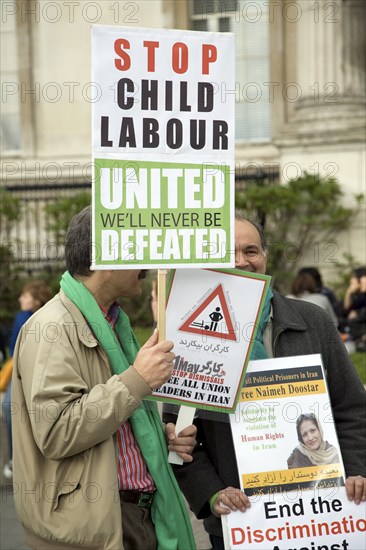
0, 485, 29, 550
1, 400, 30, 550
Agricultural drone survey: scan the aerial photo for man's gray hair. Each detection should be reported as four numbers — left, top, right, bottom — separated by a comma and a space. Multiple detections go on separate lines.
65, 205, 92, 277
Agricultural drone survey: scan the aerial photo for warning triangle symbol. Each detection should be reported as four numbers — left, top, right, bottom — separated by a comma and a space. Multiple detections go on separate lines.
178, 284, 237, 341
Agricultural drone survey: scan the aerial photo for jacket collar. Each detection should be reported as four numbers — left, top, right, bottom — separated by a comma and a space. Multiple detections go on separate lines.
59, 289, 98, 348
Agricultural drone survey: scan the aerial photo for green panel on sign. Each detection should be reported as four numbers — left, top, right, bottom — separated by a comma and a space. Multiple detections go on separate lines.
93, 158, 232, 266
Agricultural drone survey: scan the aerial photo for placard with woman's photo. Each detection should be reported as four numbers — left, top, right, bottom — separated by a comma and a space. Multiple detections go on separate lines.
229, 353, 345, 496
222, 354, 366, 550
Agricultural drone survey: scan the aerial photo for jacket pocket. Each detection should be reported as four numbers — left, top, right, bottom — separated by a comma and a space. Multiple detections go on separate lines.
52, 455, 85, 511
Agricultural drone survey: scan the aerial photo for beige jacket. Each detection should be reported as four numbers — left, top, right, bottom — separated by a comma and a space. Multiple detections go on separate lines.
12, 290, 152, 549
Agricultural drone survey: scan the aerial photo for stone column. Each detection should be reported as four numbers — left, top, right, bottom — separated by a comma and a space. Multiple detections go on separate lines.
284, 0, 365, 141
341, 0, 365, 96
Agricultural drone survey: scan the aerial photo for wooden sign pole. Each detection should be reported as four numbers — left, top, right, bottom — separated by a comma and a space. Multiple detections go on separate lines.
158, 270, 196, 465
157, 269, 168, 341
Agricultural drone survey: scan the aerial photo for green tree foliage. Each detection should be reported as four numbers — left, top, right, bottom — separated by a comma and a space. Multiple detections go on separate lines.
45, 191, 91, 245
0, 190, 91, 331
235, 173, 363, 292
0, 187, 22, 235
39, 191, 92, 302
0, 189, 24, 325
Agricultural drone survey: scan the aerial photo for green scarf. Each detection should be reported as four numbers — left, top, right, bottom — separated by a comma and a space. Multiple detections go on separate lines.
249, 286, 273, 361
60, 272, 195, 550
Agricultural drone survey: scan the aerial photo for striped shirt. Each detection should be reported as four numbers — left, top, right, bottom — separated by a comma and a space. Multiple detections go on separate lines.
101, 302, 155, 492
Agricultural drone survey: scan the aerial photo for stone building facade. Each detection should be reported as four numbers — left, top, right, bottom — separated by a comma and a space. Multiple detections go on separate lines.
1, 0, 365, 278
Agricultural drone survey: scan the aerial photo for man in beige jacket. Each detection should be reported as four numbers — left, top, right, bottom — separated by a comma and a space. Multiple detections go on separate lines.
11, 206, 196, 550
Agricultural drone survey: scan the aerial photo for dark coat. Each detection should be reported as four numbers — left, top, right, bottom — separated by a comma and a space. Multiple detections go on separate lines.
163, 292, 366, 538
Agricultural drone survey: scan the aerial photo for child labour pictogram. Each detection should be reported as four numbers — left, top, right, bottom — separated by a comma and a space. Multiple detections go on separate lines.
179, 284, 237, 341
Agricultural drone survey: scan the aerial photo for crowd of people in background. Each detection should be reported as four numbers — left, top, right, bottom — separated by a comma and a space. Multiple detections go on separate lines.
288, 266, 366, 352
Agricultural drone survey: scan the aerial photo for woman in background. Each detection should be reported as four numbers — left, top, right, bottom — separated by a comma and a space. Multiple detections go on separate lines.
287, 272, 338, 327
298, 267, 339, 314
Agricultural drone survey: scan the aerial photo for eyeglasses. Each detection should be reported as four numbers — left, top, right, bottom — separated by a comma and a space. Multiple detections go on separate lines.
235, 244, 265, 261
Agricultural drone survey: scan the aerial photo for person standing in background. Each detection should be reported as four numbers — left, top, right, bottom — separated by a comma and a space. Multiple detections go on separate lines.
341, 266, 366, 351
2, 280, 53, 479
287, 271, 338, 327
298, 267, 340, 315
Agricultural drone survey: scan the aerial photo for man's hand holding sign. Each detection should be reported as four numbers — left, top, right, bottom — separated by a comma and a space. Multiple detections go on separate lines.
133, 328, 175, 391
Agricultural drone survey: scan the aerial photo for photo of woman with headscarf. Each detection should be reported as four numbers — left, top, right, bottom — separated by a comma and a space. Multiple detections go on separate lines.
287, 413, 340, 469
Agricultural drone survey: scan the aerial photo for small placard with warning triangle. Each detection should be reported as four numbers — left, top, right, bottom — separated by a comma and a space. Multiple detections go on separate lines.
179, 284, 237, 341
149, 268, 271, 413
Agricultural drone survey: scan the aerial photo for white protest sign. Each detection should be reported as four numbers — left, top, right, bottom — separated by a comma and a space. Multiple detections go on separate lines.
222, 487, 366, 549
221, 355, 365, 549
230, 355, 345, 495
91, 26, 235, 268
149, 268, 271, 413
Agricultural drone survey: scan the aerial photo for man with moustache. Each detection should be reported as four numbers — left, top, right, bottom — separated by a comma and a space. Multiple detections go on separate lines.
163, 212, 366, 550
11, 206, 196, 550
